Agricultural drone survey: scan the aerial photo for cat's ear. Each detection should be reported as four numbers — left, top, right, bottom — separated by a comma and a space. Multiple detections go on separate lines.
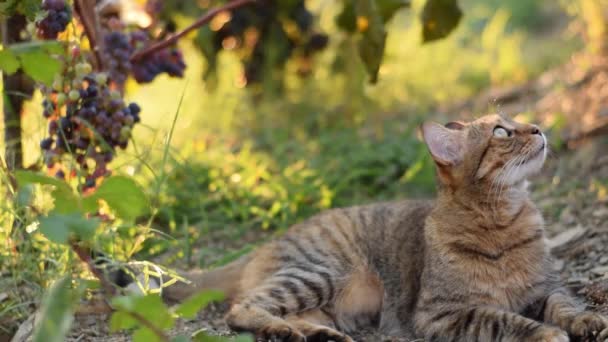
421, 122, 465, 166
445, 121, 466, 130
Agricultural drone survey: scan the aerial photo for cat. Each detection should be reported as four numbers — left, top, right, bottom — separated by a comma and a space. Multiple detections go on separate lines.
162, 114, 608, 342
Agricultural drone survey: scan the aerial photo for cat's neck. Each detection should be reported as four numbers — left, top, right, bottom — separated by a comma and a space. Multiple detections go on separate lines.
437, 180, 536, 229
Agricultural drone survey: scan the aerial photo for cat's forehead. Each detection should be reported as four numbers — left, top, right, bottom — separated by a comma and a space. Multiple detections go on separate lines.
470, 114, 516, 128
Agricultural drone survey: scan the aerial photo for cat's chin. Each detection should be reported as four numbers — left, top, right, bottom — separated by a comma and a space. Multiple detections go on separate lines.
504, 145, 547, 185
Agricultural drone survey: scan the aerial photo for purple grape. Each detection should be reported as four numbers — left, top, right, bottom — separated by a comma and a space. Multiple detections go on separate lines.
40, 138, 54, 150
130, 30, 186, 83
102, 31, 133, 88
128, 103, 141, 115
36, 0, 72, 40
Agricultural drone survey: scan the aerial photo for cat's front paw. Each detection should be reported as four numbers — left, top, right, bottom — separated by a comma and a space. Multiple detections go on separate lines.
530, 326, 569, 342
568, 311, 608, 340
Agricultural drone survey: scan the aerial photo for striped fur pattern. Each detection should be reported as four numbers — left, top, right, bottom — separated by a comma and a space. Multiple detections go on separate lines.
165, 114, 608, 341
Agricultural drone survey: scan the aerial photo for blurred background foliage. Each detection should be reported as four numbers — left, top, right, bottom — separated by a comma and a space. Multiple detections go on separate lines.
0, 0, 601, 335
3, 0, 584, 266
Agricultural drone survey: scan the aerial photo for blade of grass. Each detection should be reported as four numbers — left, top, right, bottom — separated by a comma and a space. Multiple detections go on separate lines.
149, 82, 188, 219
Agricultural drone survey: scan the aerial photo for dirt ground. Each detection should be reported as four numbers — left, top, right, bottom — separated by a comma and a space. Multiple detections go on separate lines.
9, 54, 608, 342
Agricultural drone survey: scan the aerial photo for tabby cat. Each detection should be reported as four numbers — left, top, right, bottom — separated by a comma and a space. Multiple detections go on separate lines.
164, 114, 608, 341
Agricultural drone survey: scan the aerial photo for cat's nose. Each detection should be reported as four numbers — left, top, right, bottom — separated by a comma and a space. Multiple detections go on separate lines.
530, 126, 541, 135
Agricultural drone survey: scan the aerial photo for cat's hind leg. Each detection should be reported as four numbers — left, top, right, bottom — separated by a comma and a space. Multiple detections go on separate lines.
225, 264, 341, 341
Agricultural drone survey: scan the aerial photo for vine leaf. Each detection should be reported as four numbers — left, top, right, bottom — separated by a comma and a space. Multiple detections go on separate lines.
18, 49, 62, 86
18, 0, 41, 20
111, 294, 175, 341
38, 213, 99, 244
14, 170, 80, 214
83, 176, 149, 221
174, 290, 225, 319
356, 0, 387, 83
0, 49, 20, 74
336, 2, 357, 32
337, 0, 409, 32
377, 0, 410, 22
421, 0, 462, 43
0, 0, 40, 19
32, 277, 83, 342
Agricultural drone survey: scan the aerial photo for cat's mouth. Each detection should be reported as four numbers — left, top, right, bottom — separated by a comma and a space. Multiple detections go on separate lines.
502, 141, 546, 185
518, 142, 546, 166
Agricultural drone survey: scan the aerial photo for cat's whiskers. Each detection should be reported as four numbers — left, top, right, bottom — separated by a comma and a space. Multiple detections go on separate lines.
488, 155, 520, 209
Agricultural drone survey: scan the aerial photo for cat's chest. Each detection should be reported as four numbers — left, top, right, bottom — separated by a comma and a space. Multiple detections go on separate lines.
458, 240, 550, 310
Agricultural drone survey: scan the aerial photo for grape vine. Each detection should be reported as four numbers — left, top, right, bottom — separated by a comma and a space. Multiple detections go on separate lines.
30, 0, 195, 186
192, 0, 329, 88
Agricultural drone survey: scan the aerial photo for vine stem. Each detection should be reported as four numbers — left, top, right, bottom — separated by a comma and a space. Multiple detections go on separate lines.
70, 241, 116, 297
73, 0, 103, 70
130, 0, 257, 62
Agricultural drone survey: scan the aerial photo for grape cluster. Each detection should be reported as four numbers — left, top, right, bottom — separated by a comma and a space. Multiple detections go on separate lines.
200, 0, 328, 86
41, 51, 141, 189
36, 0, 72, 40
130, 31, 186, 83
101, 29, 186, 86
102, 32, 133, 88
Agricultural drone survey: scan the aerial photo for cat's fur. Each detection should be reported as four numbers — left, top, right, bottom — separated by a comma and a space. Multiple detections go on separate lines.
164, 114, 608, 341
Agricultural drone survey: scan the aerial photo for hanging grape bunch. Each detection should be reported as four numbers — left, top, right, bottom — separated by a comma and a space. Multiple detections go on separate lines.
99, 0, 186, 88
187, 0, 328, 87
129, 30, 186, 84
35, 0, 72, 39
40, 47, 141, 190
32, 0, 192, 189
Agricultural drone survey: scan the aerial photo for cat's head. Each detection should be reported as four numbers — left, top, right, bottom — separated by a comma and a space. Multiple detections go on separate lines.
421, 114, 546, 192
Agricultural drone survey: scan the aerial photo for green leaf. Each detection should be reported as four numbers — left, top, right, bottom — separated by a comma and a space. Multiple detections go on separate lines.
38, 213, 99, 244
336, 2, 356, 32
109, 311, 138, 331
171, 336, 190, 342
38, 214, 71, 244
0, 49, 20, 74
85, 176, 149, 221
111, 295, 175, 331
15, 170, 80, 214
15, 170, 66, 188
51, 187, 81, 214
17, 0, 41, 19
196, 27, 219, 84
377, 0, 410, 22
0, 0, 19, 16
16, 184, 34, 208
174, 290, 225, 319
10, 41, 64, 54
421, 0, 462, 43
356, 0, 387, 83
133, 328, 162, 342
18, 50, 62, 86
32, 277, 82, 342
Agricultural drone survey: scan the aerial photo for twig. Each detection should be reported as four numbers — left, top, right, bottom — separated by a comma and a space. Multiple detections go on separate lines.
130, 0, 257, 62
127, 311, 170, 341
73, 0, 103, 70
70, 241, 116, 297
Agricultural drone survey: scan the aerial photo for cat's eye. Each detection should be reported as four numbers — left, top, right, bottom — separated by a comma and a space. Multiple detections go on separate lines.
493, 126, 511, 138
